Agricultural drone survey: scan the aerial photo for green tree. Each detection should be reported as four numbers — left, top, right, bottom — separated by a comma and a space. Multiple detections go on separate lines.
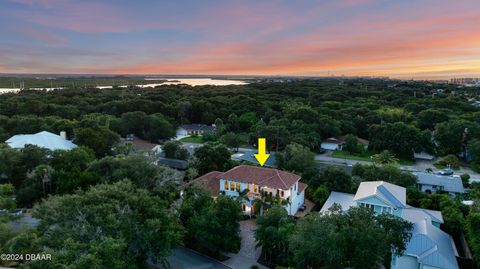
180, 186, 242, 257
163, 141, 182, 159
290, 206, 412, 269
344, 134, 359, 153
277, 143, 315, 174
191, 143, 232, 175
74, 126, 119, 157
466, 213, 480, 266
435, 120, 480, 156
255, 205, 294, 267
352, 164, 417, 188
28, 180, 182, 268
371, 150, 399, 165
0, 184, 16, 210
220, 132, 241, 151
369, 122, 427, 159
227, 113, 239, 131
318, 166, 353, 193
238, 112, 257, 131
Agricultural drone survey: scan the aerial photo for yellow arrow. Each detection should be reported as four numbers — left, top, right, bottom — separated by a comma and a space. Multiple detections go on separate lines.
254, 138, 270, 166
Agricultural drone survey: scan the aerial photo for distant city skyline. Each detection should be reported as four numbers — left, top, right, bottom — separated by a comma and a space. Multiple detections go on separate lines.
1, 0, 480, 79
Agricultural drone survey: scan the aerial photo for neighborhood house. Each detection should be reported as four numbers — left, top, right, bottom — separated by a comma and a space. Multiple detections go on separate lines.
189, 165, 307, 216
320, 136, 369, 151
176, 124, 216, 137
321, 181, 459, 269
414, 172, 465, 196
5, 131, 77, 151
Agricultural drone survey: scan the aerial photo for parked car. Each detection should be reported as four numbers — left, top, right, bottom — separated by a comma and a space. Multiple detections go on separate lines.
298, 204, 307, 212
10, 209, 23, 216
438, 169, 454, 176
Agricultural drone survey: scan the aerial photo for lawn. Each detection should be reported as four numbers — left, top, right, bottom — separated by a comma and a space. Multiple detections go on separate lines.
331, 150, 415, 166
331, 150, 373, 162
179, 136, 204, 143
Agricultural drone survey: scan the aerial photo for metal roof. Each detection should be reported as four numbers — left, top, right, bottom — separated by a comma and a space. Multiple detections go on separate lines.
231, 149, 277, 167
353, 181, 407, 208
401, 206, 444, 224
414, 172, 465, 194
6, 131, 77, 151
405, 219, 459, 269
320, 191, 355, 213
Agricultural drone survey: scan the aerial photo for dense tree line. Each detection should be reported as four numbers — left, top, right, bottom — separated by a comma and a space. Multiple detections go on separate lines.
256, 205, 412, 269
0, 79, 478, 162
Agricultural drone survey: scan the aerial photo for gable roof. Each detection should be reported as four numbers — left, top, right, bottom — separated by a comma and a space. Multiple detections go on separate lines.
405, 219, 459, 269
321, 137, 345, 145
320, 191, 355, 212
414, 172, 465, 194
6, 131, 77, 151
353, 181, 406, 208
401, 207, 444, 224
218, 165, 300, 190
179, 124, 215, 132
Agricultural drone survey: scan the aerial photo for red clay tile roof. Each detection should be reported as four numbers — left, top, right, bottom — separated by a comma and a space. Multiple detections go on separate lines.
218, 165, 301, 190
186, 171, 222, 197
297, 182, 308, 194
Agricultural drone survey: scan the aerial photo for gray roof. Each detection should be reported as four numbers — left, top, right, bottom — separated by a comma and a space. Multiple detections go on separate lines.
353, 181, 407, 208
231, 149, 277, 167
405, 219, 459, 269
6, 131, 77, 151
179, 124, 215, 132
156, 157, 188, 170
414, 172, 465, 194
320, 191, 354, 212
401, 206, 444, 224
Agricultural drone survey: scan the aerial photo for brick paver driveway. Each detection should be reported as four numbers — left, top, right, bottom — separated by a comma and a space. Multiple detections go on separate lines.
224, 219, 268, 269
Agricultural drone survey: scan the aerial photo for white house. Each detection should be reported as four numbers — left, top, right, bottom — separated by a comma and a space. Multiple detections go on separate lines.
5, 131, 77, 151
320, 137, 345, 151
189, 165, 307, 216
321, 181, 459, 269
176, 124, 216, 138
320, 136, 369, 151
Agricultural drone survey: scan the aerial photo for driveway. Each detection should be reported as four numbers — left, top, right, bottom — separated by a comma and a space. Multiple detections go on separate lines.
159, 247, 232, 269
224, 220, 268, 269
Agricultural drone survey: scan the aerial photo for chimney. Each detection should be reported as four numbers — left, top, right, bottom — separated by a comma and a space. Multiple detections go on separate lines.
60, 131, 67, 140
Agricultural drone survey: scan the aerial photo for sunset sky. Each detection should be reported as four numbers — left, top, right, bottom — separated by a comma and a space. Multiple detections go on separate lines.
1, 0, 480, 79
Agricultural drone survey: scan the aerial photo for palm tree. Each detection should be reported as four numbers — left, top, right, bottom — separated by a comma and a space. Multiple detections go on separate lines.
371, 150, 399, 165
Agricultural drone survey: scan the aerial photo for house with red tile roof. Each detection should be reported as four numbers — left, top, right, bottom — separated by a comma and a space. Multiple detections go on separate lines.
188, 165, 307, 216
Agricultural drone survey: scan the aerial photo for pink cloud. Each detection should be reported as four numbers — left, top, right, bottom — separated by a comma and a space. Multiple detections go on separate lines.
17, 27, 69, 45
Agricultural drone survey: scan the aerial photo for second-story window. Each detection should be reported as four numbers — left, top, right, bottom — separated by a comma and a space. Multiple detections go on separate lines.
236, 183, 241, 192
281, 190, 284, 197
230, 182, 235, 191
224, 181, 228, 191
253, 184, 258, 193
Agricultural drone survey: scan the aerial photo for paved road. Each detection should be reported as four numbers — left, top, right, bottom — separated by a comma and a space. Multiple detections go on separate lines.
315, 153, 480, 180
224, 220, 268, 269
